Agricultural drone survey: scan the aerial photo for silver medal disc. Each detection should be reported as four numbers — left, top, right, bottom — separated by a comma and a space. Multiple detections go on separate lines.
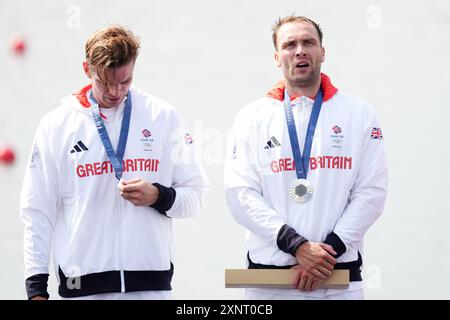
288, 179, 313, 203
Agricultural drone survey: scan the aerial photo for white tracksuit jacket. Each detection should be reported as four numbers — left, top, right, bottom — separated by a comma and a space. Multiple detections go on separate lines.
20, 84, 208, 298
224, 74, 388, 297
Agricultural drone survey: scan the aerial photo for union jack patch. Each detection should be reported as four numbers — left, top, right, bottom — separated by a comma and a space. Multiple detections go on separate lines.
184, 133, 193, 145
371, 127, 383, 140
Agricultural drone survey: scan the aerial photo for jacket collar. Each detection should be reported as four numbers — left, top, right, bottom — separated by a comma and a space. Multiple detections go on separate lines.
73, 84, 92, 108
265, 73, 338, 102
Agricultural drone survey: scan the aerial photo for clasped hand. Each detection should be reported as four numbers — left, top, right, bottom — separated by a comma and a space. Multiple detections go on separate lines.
291, 242, 337, 291
117, 178, 159, 206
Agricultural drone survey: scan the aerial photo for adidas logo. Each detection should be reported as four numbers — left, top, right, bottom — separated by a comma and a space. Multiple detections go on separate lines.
264, 136, 281, 149
70, 140, 88, 153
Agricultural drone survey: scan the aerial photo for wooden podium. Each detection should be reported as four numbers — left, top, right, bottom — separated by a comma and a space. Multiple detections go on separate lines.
225, 269, 349, 289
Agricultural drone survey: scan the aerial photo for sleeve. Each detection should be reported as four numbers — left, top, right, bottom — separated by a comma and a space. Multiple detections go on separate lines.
224, 108, 294, 249
150, 182, 176, 216
20, 119, 59, 298
325, 104, 388, 257
165, 107, 208, 218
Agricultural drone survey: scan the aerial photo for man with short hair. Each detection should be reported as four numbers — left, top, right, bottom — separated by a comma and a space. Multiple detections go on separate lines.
225, 16, 388, 299
21, 25, 207, 300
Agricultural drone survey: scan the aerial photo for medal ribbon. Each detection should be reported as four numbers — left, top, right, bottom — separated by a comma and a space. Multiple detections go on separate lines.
90, 91, 132, 180
283, 86, 323, 179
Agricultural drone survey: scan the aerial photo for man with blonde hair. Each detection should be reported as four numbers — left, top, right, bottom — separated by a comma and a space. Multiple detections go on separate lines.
21, 25, 207, 300
225, 15, 388, 299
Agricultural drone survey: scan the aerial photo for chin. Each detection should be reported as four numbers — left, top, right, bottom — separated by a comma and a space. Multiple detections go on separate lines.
294, 72, 319, 85
106, 98, 122, 106
293, 77, 313, 86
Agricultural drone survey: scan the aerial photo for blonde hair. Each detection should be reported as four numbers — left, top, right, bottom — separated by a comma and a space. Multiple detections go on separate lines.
85, 25, 140, 77
271, 15, 323, 50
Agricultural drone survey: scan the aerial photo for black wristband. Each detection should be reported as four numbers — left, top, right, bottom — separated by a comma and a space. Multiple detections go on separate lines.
25, 273, 50, 300
276, 224, 308, 257
150, 183, 176, 216
324, 231, 346, 258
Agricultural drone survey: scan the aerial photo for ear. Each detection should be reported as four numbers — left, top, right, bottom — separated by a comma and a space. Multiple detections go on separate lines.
274, 52, 281, 68
321, 46, 325, 63
83, 61, 91, 79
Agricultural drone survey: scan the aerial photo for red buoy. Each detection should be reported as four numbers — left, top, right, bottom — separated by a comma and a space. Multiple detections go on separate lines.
0, 146, 15, 165
10, 36, 26, 55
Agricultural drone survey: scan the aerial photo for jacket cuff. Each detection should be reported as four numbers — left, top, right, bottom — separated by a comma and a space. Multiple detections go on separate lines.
276, 224, 308, 257
150, 183, 176, 216
25, 274, 50, 300
324, 231, 346, 258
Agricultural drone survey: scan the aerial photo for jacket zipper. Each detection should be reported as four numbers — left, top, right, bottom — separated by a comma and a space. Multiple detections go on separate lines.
107, 115, 126, 293
116, 114, 126, 293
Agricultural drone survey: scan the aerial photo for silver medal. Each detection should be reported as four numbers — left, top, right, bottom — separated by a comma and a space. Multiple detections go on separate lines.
288, 179, 313, 203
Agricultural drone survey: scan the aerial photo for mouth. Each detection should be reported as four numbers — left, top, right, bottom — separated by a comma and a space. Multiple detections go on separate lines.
295, 62, 310, 69
106, 97, 121, 102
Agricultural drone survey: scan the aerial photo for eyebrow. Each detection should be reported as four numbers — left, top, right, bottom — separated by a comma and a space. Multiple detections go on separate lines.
281, 40, 296, 47
120, 77, 132, 84
98, 76, 132, 85
281, 37, 318, 46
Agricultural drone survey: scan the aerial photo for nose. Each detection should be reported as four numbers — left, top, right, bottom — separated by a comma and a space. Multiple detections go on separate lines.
108, 84, 121, 97
295, 45, 307, 57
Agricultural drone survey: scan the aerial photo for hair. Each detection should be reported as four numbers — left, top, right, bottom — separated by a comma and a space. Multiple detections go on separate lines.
85, 25, 140, 77
271, 15, 323, 50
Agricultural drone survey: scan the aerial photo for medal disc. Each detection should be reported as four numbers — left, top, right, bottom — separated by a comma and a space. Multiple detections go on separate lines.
288, 179, 313, 203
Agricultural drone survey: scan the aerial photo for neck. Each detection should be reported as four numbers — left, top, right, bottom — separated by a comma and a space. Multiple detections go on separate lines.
100, 104, 118, 109
100, 105, 118, 110
285, 77, 321, 99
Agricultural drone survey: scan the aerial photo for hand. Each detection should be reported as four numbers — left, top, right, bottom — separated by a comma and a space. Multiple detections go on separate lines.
31, 296, 48, 300
291, 264, 323, 291
118, 178, 159, 206
295, 242, 337, 280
